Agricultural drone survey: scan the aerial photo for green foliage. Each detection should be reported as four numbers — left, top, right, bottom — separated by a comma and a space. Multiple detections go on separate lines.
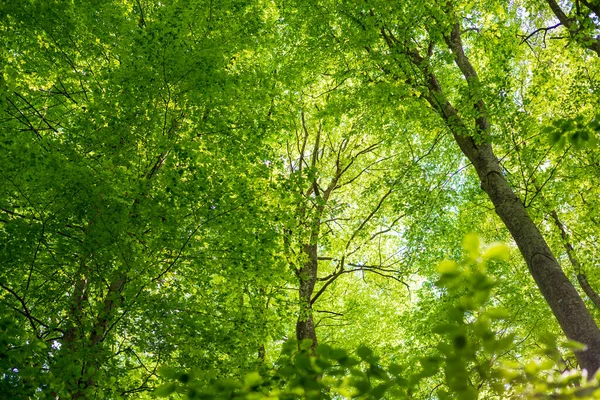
3, 0, 600, 398
0, 306, 49, 398
154, 238, 600, 399
545, 115, 600, 150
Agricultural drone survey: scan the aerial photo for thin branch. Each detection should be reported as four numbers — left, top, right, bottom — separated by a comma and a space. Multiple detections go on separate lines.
315, 309, 344, 317
0, 283, 44, 337
550, 210, 600, 310
518, 23, 562, 45
345, 187, 394, 252
311, 261, 408, 305
369, 212, 406, 240
152, 204, 244, 282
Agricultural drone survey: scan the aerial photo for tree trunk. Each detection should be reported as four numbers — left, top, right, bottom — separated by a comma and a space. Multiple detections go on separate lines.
456, 133, 600, 375
392, 21, 600, 374
296, 242, 318, 350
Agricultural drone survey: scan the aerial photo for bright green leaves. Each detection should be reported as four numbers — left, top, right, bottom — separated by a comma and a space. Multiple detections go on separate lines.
462, 232, 480, 261
433, 235, 513, 398
243, 371, 264, 388
436, 259, 459, 275
154, 338, 406, 399
1, 0, 291, 397
154, 383, 177, 397
500, 336, 600, 399
0, 308, 49, 399
429, 234, 600, 398
355, 345, 374, 361
482, 242, 510, 261
153, 235, 600, 399
3, 0, 600, 398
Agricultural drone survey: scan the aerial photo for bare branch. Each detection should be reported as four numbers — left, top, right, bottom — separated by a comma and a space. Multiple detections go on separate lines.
152, 203, 244, 282
345, 187, 394, 252
518, 23, 561, 45
0, 283, 45, 337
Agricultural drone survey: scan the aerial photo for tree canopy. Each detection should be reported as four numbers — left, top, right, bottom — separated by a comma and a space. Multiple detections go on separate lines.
2, 0, 600, 398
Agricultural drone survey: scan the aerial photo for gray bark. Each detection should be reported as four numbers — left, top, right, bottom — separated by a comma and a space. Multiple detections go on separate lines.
458, 131, 600, 375
296, 243, 318, 350
395, 22, 600, 374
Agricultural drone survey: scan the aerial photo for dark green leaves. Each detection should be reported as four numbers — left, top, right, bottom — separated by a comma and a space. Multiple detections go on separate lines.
546, 116, 599, 150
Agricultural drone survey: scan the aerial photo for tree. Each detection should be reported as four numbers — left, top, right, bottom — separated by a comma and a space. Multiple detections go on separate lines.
290, 0, 600, 374
3, 0, 600, 398
0, 0, 290, 397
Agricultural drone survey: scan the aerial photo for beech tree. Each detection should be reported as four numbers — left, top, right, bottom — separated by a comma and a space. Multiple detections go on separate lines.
3, 0, 600, 398
286, 0, 600, 373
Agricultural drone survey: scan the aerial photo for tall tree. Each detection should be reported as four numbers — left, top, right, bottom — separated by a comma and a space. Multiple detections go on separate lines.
378, 3, 600, 373
0, 0, 291, 396
285, 0, 600, 373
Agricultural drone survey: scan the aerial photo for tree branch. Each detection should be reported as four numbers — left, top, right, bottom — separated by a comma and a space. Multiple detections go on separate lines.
518, 23, 562, 46
0, 283, 44, 337
550, 210, 600, 311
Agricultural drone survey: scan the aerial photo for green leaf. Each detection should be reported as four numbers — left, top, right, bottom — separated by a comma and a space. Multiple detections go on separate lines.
299, 338, 314, 351
433, 323, 458, 335
541, 126, 555, 134
482, 243, 509, 261
330, 348, 349, 362
356, 345, 374, 360
388, 363, 403, 376
485, 307, 510, 319
244, 371, 263, 388
353, 378, 371, 394
463, 233, 480, 259
548, 130, 563, 145
316, 343, 333, 359
157, 366, 178, 380
177, 372, 190, 383
371, 382, 392, 398
563, 340, 587, 351
216, 379, 243, 391
154, 383, 176, 397
436, 260, 458, 275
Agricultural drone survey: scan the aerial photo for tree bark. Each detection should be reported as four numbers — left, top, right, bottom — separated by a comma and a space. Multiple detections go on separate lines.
456, 129, 600, 375
89, 273, 126, 346
61, 263, 92, 399
294, 189, 336, 350
392, 21, 600, 375
296, 243, 318, 350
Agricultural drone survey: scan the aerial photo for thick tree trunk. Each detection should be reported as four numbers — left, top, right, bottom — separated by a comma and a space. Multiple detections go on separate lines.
446, 24, 600, 374
61, 271, 126, 398
89, 274, 126, 346
456, 134, 600, 375
61, 263, 92, 399
392, 21, 600, 374
296, 242, 318, 350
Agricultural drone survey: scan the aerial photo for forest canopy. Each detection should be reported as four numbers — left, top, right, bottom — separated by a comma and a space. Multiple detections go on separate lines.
2, 0, 600, 398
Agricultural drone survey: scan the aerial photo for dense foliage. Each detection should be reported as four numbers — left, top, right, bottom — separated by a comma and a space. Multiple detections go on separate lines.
2, 0, 600, 398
